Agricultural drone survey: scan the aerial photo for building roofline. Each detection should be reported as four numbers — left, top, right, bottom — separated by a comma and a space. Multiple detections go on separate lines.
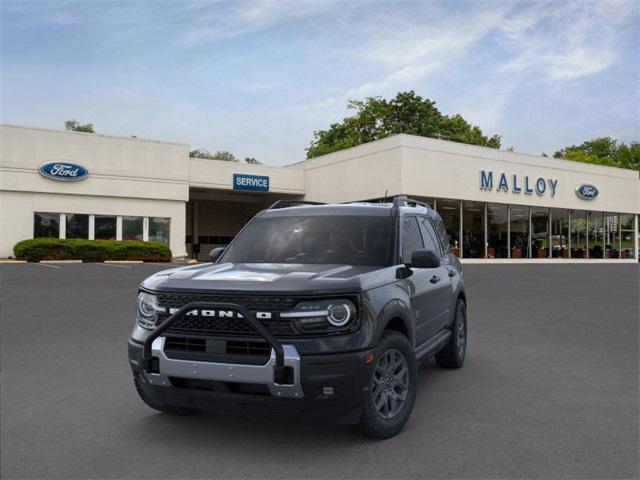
0, 123, 189, 147
290, 133, 639, 179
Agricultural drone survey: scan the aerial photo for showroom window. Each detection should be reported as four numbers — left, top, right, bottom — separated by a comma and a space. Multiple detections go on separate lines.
571, 210, 587, 258
149, 217, 170, 245
603, 213, 619, 259
620, 214, 636, 259
34, 212, 60, 238
551, 209, 570, 258
122, 216, 143, 241
588, 211, 604, 258
531, 207, 550, 259
436, 198, 460, 256
65, 214, 89, 239
487, 203, 508, 259
95, 215, 117, 240
509, 205, 529, 259
462, 201, 485, 259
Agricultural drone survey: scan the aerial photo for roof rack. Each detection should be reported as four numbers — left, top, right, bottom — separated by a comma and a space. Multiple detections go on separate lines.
268, 200, 326, 209
391, 196, 431, 209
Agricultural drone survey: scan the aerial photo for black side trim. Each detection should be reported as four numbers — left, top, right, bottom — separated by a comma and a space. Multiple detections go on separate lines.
415, 329, 451, 360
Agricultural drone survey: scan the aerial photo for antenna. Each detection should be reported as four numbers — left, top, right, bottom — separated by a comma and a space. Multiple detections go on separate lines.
383, 189, 388, 203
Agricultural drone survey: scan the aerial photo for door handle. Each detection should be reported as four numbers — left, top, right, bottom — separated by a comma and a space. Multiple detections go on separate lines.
430, 275, 440, 284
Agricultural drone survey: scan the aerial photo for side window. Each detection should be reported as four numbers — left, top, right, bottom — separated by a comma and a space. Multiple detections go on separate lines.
434, 216, 450, 252
419, 217, 443, 257
402, 216, 424, 264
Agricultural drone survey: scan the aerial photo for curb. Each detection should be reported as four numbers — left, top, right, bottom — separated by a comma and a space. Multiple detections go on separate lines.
0, 259, 27, 264
40, 260, 82, 264
104, 260, 144, 264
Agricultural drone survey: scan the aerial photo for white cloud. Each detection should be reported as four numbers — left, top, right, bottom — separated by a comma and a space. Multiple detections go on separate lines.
347, 63, 440, 97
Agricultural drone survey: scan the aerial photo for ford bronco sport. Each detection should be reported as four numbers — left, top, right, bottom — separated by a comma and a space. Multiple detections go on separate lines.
128, 196, 467, 438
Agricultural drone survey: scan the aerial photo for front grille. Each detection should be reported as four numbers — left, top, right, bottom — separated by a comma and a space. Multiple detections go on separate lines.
164, 336, 206, 352
226, 340, 270, 356
156, 293, 298, 311
157, 293, 299, 337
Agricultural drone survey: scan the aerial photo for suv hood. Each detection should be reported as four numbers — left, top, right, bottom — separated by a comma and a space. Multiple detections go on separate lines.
141, 262, 397, 295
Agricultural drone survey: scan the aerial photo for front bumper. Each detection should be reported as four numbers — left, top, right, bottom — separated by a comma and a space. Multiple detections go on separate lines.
128, 339, 375, 423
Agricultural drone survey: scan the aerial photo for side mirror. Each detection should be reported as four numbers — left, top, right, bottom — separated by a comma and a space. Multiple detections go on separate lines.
410, 249, 440, 269
209, 247, 225, 263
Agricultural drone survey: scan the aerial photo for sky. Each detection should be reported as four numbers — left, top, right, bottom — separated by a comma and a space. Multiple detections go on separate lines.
1, 0, 639, 165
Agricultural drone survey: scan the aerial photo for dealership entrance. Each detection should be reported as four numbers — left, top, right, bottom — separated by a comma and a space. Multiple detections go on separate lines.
186, 188, 303, 261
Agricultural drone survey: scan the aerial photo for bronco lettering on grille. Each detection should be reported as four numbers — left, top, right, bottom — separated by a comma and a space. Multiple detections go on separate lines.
167, 308, 272, 319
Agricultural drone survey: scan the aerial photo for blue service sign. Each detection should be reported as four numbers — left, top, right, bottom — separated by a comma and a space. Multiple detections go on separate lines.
575, 184, 598, 200
233, 173, 269, 192
39, 161, 89, 182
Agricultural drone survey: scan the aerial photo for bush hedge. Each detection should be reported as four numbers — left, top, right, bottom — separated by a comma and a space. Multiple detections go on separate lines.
13, 238, 172, 262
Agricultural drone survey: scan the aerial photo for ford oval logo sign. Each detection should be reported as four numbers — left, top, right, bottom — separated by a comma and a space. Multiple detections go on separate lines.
575, 184, 598, 200
39, 161, 89, 182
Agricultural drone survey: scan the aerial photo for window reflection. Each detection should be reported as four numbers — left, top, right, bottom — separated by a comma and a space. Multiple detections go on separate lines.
95, 215, 117, 240
588, 211, 604, 258
462, 201, 484, 259
620, 214, 636, 259
531, 207, 550, 259
34, 212, 59, 238
436, 198, 460, 257
571, 210, 587, 258
551, 209, 569, 258
149, 217, 170, 245
66, 214, 89, 239
487, 203, 508, 259
510, 205, 529, 258
603, 213, 619, 259
122, 216, 143, 241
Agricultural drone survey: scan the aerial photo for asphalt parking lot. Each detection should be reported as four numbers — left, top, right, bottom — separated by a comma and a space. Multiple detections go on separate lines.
1, 263, 638, 479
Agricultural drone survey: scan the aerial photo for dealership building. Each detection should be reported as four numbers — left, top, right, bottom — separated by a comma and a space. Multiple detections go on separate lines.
1, 124, 638, 262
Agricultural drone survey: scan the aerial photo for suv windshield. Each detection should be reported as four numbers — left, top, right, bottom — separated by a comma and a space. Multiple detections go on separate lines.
220, 215, 395, 266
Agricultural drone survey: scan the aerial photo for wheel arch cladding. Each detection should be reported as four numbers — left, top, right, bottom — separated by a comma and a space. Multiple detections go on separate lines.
375, 299, 414, 346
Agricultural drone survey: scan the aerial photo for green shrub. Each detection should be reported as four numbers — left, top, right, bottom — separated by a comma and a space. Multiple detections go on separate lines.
13, 238, 172, 262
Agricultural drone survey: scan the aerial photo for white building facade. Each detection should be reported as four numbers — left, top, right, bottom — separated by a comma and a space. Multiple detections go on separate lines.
1, 124, 638, 262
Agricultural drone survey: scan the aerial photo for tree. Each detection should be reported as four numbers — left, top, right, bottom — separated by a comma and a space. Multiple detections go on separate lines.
189, 149, 239, 162
244, 157, 262, 164
64, 119, 94, 133
554, 137, 640, 172
306, 91, 501, 158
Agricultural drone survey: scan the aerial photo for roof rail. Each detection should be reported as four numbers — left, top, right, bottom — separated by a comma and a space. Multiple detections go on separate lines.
392, 196, 431, 209
268, 200, 326, 209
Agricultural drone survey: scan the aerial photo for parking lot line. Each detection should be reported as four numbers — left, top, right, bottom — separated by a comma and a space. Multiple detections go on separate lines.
35, 263, 61, 269
97, 263, 132, 269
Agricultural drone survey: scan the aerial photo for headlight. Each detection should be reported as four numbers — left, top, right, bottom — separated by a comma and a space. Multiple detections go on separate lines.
136, 291, 158, 330
281, 299, 356, 332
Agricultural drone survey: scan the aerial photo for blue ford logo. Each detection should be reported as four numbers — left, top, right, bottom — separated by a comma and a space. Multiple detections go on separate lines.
575, 184, 598, 200
39, 161, 89, 182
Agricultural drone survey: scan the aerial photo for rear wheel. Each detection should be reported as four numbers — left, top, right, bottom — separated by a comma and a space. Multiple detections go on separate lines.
359, 331, 417, 439
134, 378, 197, 415
435, 299, 467, 369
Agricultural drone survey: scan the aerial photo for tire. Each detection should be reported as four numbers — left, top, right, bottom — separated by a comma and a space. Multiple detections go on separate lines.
359, 331, 417, 439
435, 299, 467, 369
134, 378, 197, 415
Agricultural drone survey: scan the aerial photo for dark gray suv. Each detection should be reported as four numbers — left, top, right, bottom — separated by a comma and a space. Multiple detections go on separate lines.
128, 196, 467, 438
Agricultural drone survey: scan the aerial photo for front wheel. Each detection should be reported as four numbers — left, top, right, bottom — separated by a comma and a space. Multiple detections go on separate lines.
435, 299, 467, 369
359, 331, 417, 439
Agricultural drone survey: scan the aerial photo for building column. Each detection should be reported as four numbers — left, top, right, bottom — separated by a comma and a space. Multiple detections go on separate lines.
116, 216, 123, 241
59, 213, 66, 239
634, 214, 639, 260
143, 217, 149, 242
88, 215, 95, 240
